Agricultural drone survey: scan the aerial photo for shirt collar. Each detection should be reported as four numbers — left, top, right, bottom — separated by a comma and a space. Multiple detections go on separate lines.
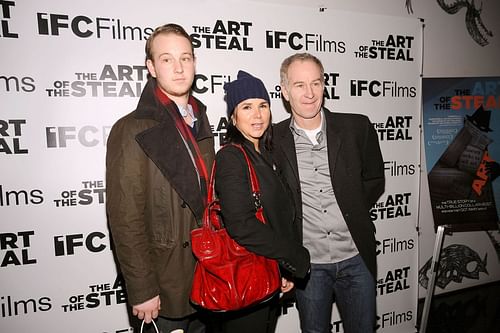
290, 108, 325, 134
155, 86, 198, 124
177, 103, 197, 122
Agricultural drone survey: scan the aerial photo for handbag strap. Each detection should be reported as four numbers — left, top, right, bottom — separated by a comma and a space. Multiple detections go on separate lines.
208, 144, 261, 200
226, 144, 267, 223
140, 320, 160, 333
205, 144, 265, 226
229, 144, 262, 208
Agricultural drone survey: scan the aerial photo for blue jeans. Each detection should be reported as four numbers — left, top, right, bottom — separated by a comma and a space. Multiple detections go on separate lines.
295, 254, 376, 333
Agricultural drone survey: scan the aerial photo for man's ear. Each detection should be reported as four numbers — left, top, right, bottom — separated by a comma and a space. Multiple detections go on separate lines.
146, 59, 156, 78
281, 84, 290, 101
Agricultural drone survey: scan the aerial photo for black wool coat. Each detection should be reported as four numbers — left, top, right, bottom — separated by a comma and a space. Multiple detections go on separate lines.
215, 140, 311, 279
272, 109, 385, 278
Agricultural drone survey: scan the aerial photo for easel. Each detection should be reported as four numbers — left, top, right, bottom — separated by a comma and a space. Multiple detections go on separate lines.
419, 223, 496, 333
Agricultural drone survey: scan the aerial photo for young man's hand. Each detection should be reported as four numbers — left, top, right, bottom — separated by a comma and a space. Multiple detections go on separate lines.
133, 295, 161, 323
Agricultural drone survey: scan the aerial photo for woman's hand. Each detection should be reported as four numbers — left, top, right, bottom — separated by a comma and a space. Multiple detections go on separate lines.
281, 277, 294, 293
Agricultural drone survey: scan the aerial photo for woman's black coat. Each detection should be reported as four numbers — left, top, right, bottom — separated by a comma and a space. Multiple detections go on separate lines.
215, 140, 310, 278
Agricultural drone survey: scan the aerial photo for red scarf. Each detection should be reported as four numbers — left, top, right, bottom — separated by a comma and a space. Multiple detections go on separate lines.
155, 86, 209, 204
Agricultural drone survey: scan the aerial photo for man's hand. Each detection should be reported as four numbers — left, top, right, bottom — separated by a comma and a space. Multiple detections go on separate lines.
132, 295, 161, 323
281, 277, 294, 293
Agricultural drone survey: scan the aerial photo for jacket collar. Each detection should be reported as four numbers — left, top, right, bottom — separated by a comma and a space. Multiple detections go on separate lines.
134, 77, 212, 140
134, 77, 167, 122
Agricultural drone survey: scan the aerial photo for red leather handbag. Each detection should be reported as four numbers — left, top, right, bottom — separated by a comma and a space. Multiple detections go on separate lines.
190, 144, 280, 311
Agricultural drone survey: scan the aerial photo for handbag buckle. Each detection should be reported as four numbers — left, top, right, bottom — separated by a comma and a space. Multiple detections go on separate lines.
253, 192, 262, 209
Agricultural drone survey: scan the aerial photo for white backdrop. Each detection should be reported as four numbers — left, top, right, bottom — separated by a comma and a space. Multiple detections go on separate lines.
1, 0, 422, 332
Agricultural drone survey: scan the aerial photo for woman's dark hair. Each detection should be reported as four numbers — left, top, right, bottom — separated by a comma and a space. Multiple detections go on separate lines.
225, 113, 273, 151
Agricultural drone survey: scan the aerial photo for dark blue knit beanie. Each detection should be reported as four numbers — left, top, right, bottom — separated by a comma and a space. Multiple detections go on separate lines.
223, 70, 270, 117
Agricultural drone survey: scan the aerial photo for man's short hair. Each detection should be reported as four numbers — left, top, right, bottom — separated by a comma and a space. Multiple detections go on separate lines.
280, 52, 324, 87
145, 23, 194, 62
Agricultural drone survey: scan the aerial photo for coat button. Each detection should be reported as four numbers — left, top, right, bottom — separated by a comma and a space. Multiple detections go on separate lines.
182, 241, 189, 248
181, 201, 187, 208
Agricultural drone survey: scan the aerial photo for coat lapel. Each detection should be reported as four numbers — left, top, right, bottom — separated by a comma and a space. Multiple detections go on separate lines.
276, 118, 301, 188
136, 120, 205, 220
324, 110, 343, 180
133, 79, 207, 220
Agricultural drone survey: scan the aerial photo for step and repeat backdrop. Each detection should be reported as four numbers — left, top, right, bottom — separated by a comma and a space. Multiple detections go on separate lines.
1, 0, 422, 332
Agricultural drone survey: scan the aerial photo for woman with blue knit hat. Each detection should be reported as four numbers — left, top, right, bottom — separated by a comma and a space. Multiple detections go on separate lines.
210, 70, 310, 333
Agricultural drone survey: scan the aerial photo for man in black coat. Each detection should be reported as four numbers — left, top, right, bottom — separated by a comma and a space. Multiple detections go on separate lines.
273, 53, 385, 333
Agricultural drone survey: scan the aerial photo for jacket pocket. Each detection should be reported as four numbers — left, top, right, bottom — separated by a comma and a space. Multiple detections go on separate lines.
149, 187, 177, 248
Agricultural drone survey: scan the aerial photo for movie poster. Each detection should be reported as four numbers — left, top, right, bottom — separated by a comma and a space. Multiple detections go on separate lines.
423, 77, 500, 229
